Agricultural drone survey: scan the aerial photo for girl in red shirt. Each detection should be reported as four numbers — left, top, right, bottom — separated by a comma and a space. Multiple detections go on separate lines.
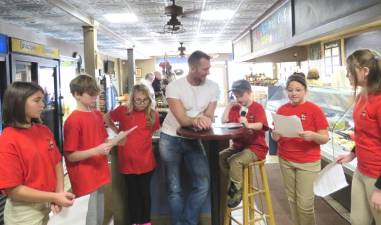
272, 73, 329, 225
336, 49, 381, 225
104, 84, 160, 225
0, 82, 74, 225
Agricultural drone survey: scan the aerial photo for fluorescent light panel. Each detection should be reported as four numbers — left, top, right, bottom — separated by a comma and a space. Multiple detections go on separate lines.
103, 13, 138, 23
200, 10, 234, 20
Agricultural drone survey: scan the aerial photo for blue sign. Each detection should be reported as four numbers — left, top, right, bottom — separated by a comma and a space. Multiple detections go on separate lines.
0, 34, 8, 54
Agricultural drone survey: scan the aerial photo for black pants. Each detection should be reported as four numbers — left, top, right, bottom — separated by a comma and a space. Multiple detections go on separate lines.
125, 171, 153, 224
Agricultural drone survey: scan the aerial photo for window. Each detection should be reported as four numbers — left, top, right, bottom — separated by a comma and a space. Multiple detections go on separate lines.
324, 41, 341, 78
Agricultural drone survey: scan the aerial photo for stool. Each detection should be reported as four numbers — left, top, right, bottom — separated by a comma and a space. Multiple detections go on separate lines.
224, 160, 276, 225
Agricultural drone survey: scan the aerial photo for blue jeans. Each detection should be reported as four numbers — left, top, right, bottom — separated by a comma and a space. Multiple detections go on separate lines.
159, 132, 210, 225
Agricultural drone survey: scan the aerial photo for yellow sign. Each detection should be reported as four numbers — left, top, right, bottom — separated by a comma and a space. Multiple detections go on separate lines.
11, 38, 60, 59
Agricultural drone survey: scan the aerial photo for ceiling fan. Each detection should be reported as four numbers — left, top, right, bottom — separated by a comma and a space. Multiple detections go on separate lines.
178, 42, 186, 57
162, 0, 200, 34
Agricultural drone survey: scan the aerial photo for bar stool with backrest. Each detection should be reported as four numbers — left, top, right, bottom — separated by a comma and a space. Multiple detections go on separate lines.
224, 160, 276, 225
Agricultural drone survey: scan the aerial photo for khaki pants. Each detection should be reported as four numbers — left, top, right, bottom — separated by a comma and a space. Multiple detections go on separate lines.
351, 169, 381, 225
279, 157, 320, 225
4, 198, 50, 225
219, 148, 258, 190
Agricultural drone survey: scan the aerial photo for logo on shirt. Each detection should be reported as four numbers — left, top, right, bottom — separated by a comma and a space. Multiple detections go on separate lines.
300, 113, 307, 121
361, 109, 367, 118
48, 139, 54, 150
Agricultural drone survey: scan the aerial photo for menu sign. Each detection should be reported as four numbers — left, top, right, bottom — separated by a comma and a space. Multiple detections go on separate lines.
252, 1, 292, 52
233, 31, 252, 59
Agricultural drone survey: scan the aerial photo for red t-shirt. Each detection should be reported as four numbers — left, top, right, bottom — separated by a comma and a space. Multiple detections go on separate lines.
228, 102, 269, 160
109, 105, 160, 174
64, 110, 111, 197
277, 101, 328, 163
354, 93, 381, 178
0, 124, 61, 192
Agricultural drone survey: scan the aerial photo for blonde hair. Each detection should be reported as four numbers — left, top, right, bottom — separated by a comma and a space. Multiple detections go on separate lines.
127, 84, 156, 127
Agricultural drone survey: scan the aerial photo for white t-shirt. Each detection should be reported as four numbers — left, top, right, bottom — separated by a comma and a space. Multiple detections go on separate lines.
161, 76, 220, 136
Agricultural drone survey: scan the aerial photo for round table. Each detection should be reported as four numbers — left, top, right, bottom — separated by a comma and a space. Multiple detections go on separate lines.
177, 126, 247, 225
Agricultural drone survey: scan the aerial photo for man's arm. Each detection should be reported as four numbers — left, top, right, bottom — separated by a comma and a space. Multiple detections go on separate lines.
167, 98, 216, 129
167, 98, 195, 127
203, 101, 217, 121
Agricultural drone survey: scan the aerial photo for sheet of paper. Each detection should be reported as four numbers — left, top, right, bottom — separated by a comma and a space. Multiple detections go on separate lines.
109, 125, 137, 146
48, 194, 90, 225
213, 123, 243, 129
314, 162, 348, 197
271, 113, 303, 138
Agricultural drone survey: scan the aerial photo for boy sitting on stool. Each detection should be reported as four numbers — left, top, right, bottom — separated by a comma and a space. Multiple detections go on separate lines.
220, 79, 269, 208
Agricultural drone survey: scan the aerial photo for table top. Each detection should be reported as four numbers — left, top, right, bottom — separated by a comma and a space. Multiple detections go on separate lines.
176, 126, 247, 141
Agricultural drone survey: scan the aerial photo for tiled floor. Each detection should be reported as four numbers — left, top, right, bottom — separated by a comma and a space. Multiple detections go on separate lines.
53, 155, 348, 225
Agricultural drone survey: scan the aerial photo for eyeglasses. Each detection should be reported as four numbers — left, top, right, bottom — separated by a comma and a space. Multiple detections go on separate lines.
133, 98, 149, 104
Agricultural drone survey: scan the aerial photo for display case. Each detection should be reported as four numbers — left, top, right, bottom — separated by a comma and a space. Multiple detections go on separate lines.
266, 86, 356, 172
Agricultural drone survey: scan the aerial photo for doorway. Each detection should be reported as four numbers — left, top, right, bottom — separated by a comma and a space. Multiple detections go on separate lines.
10, 53, 63, 149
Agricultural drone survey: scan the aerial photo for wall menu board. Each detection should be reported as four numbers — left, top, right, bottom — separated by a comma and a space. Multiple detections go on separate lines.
294, 0, 380, 35
345, 29, 381, 58
252, 1, 292, 53
233, 31, 252, 59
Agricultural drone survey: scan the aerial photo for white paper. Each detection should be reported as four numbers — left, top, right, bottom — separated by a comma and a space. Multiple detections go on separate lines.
314, 162, 348, 197
213, 123, 243, 129
48, 195, 90, 225
109, 125, 137, 146
272, 113, 304, 138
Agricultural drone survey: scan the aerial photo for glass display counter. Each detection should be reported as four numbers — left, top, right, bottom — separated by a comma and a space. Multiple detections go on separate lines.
266, 86, 356, 173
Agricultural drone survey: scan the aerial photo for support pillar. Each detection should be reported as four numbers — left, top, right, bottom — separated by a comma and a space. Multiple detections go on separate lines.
82, 26, 97, 77
125, 48, 135, 94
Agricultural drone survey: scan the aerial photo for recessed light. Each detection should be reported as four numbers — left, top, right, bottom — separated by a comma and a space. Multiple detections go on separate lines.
200, 10, 234, 21
103, 13, 138, 23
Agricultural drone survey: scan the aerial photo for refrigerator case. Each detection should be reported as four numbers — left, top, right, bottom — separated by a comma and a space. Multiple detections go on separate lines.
266, 86, 356, 171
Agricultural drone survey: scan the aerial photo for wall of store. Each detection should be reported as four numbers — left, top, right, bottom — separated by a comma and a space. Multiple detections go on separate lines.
136, 57, 156, 80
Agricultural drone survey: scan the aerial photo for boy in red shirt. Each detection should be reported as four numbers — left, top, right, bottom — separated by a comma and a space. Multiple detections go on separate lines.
64, 74, 113, 225
220, 79, 269, 208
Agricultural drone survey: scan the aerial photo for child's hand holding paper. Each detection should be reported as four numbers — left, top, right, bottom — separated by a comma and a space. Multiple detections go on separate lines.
109, 125, 138, 146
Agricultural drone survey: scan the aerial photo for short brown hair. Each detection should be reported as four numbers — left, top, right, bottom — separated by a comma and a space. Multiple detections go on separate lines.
69, 74, 100, 96
188, 50, 210, 66
2, 82, 44, 128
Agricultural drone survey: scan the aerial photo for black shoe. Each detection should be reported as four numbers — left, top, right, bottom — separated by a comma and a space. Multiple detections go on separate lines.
227, 182, 242, 208
227, 190, 242, 208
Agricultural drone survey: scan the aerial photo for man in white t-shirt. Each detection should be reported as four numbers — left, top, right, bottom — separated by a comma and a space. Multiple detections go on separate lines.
159, 51, 220, 225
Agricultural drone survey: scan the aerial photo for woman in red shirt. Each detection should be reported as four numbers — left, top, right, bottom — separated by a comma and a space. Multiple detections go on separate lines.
272, 73, 329, 225
336, 49, 381, 225
104, 84, 160, 225
0, 82, 74, 225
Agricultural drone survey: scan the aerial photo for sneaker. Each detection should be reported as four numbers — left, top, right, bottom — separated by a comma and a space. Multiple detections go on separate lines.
227, 182, 242, 208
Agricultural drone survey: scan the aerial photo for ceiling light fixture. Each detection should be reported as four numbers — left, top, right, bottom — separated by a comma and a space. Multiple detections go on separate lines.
103, 13, 138, 23
200, 10, 234, 20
